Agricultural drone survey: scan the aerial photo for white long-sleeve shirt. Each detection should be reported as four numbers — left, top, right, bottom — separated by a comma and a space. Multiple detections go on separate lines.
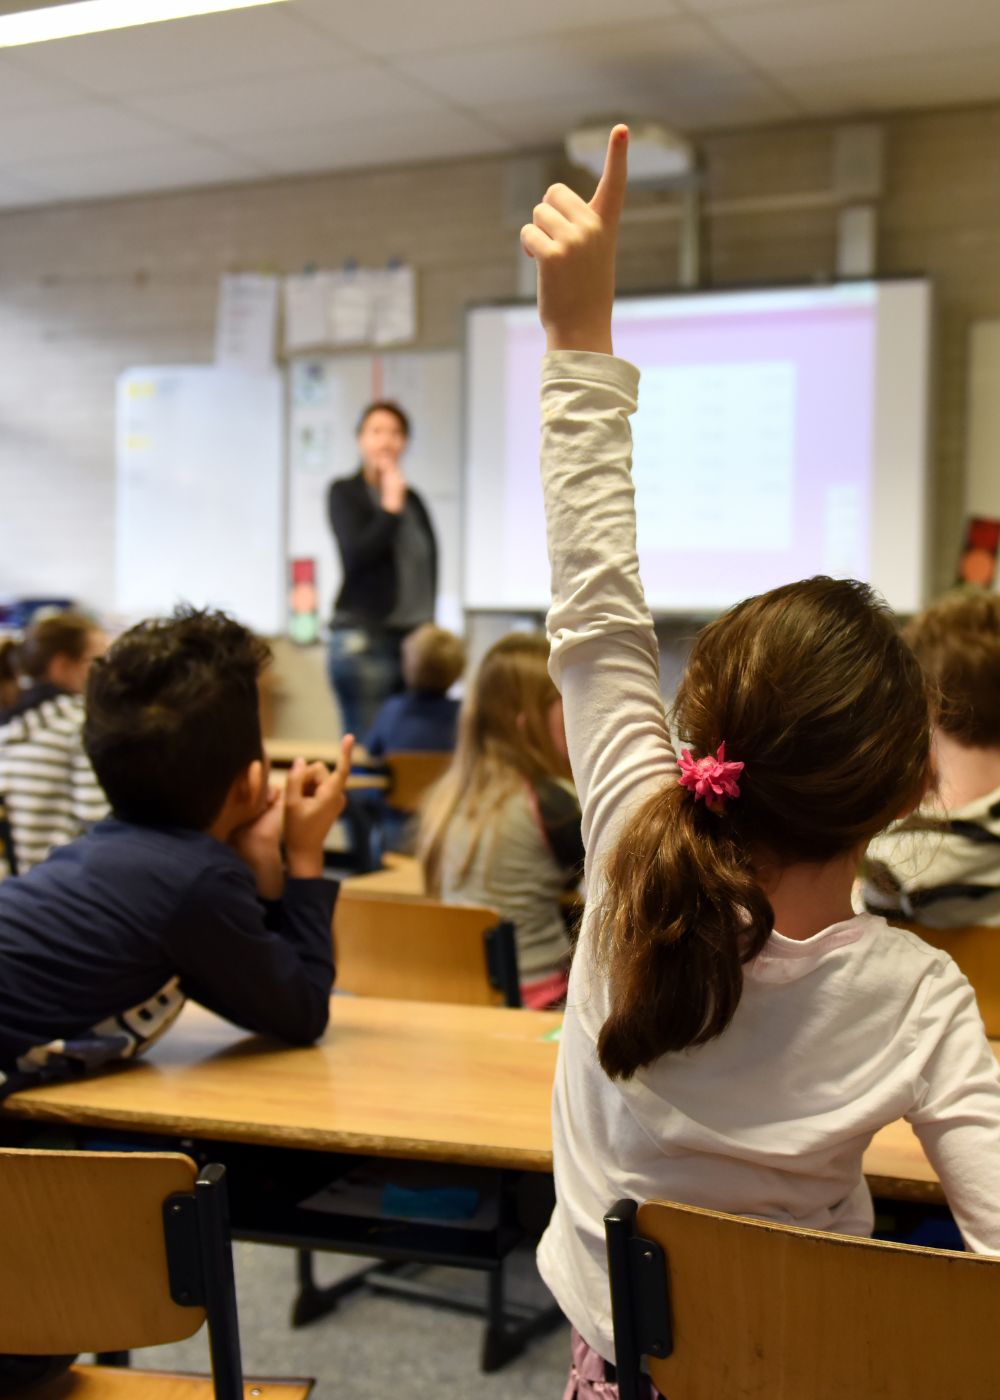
534, 351, 1000, 1361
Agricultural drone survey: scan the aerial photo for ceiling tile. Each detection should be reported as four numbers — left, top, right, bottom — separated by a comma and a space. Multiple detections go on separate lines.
710, 0, 1000, 71
4, 6, 359, 97
392, 18, 763, 109
0, 168, 49, 210
127, 64, 448, 140
0, 54, 90, 112
2, 100, 178, 164
478, 74, 794, 146
223, 108, 507, 175
783, 49, 1000, 115
17, 142, 264, 200
294, 0, 684, 58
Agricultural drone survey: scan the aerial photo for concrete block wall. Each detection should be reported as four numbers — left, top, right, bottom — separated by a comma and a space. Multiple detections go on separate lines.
2, 101, 999, 623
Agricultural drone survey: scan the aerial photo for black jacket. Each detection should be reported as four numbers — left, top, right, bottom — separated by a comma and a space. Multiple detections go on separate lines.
327, 471, 437, 626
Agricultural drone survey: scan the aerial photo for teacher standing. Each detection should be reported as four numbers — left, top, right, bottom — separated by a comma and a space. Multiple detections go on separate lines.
326, 400, 437, 740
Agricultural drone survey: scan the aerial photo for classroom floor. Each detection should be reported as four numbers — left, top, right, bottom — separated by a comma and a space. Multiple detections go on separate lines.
133, 1241, 572, 1397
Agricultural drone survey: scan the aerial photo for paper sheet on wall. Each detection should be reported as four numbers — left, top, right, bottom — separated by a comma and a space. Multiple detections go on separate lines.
329, 269, 374, 345
215, 273, 279, 373
373, 265, 416, 346
284, 273, 333, 353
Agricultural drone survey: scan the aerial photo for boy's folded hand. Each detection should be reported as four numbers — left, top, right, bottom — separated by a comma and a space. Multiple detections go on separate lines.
284, 735, 355, 879
520, 123, 628, 356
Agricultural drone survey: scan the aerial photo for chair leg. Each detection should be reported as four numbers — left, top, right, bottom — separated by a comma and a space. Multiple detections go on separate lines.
95, 1352, 130, 1367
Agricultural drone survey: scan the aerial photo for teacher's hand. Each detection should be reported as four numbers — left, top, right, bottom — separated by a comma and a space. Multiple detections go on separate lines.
379, 459, 407, 514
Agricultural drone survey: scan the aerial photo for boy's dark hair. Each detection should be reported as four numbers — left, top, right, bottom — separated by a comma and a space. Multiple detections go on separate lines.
904, 591, 1000, 747
84, 607, 272, 830
356, 400, 411, 439
18, 610, 95, 681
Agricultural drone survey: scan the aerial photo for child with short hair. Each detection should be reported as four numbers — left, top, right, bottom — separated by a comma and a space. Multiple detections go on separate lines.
520, 128, 1000, 1395
863, 591, 1000, 927
0, 610, 109, 872
418, 631, 583, 1007
0, 606, 353, 1099
365, 622, 464, 759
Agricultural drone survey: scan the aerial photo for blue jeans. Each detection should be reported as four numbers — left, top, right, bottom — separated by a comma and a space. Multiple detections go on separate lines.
326, 627, 404, 742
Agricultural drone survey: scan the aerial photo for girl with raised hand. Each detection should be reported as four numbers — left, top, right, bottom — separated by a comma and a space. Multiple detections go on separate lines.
524, 127, 1000, 1398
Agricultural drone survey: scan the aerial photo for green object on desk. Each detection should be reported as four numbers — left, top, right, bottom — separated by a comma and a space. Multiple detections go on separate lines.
541, 1025, 562, 1043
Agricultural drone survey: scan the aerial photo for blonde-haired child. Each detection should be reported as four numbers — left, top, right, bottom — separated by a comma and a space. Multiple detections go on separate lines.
418, 631, 582, 1007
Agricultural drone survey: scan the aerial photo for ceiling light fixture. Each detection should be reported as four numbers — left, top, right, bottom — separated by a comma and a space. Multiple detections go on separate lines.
0, 0, 288, 48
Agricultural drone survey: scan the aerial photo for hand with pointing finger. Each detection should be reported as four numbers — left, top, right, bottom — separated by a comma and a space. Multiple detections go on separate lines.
284, 734, 355, 879
520, 124, 629, 356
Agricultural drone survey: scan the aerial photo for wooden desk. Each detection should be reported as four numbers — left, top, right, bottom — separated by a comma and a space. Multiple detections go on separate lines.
2, 998, 559, 1172
269, 768, 388, 794
1, 997, 973, 1203
0, 997, 563, 1370
267, 738, 367, 768
341, 857, 424, 899
341, 857, 584, 913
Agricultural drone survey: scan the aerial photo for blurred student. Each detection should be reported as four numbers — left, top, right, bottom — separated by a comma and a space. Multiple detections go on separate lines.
864, 592, 1000, 927
418, 632, 583, 1007
0, 640, 18, 712
365, 623, 464, 759
0, 611, 108, 872
0, 607, 353, 1102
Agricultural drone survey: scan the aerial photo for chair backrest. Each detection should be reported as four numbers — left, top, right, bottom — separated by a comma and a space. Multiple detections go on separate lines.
334, 893, 520, 1006
606, 1196, 1000, 1400
0, 1149, 205, 1355
383, 750, 453, 814
899, 922, 1000, 1035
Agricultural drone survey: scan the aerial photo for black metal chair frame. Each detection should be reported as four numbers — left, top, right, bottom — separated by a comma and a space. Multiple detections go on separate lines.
292, 918, 540, 1372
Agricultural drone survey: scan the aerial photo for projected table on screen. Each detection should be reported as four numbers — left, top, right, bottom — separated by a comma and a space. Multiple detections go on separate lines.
465, 282, 931, 615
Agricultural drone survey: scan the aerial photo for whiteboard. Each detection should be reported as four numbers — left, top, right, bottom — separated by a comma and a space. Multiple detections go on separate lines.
116, 366, 284, 633
287, 350, 462, 632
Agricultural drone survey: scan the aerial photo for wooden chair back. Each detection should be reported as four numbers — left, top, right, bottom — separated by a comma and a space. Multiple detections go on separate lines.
606, 1196, 1000, 1400
0, 1149, 204, 1355
383, 750, 453, 813
334, 893, 519, 1006
898, 922, 1000, 1036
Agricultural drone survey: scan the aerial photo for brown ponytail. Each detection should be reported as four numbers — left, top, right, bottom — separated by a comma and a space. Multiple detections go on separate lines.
597, 576, 931, 1081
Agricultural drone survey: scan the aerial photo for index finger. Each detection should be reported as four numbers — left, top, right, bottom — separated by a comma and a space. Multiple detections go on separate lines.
328, 734, 355, 799
589, 124, 629, 228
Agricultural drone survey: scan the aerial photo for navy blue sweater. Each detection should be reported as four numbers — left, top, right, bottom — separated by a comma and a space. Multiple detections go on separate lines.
364, 691, 459, 760
0, 817, 337, 1096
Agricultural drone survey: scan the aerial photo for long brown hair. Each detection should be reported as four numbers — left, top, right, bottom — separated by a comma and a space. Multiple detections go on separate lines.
18, 611, 95, 681
418, 631, 570, 893
597, 577, 931, 1081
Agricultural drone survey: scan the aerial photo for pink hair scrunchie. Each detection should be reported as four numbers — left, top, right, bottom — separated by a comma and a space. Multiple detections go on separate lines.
677, 741, 744, 814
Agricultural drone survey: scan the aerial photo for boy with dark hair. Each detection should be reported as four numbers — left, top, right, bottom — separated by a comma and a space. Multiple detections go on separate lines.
0, 607, 353, 1099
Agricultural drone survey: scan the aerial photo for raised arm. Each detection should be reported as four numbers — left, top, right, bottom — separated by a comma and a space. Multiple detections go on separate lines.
522, 128, 678, 878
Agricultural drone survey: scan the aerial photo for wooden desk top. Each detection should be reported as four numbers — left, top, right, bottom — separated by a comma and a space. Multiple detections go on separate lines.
1, 998, 561, 1173
0, 995, 972, 1201
266, 738, 367, 767
341, 858, 424, 898
341, 858, 584, 911
269, 768, 388, 794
